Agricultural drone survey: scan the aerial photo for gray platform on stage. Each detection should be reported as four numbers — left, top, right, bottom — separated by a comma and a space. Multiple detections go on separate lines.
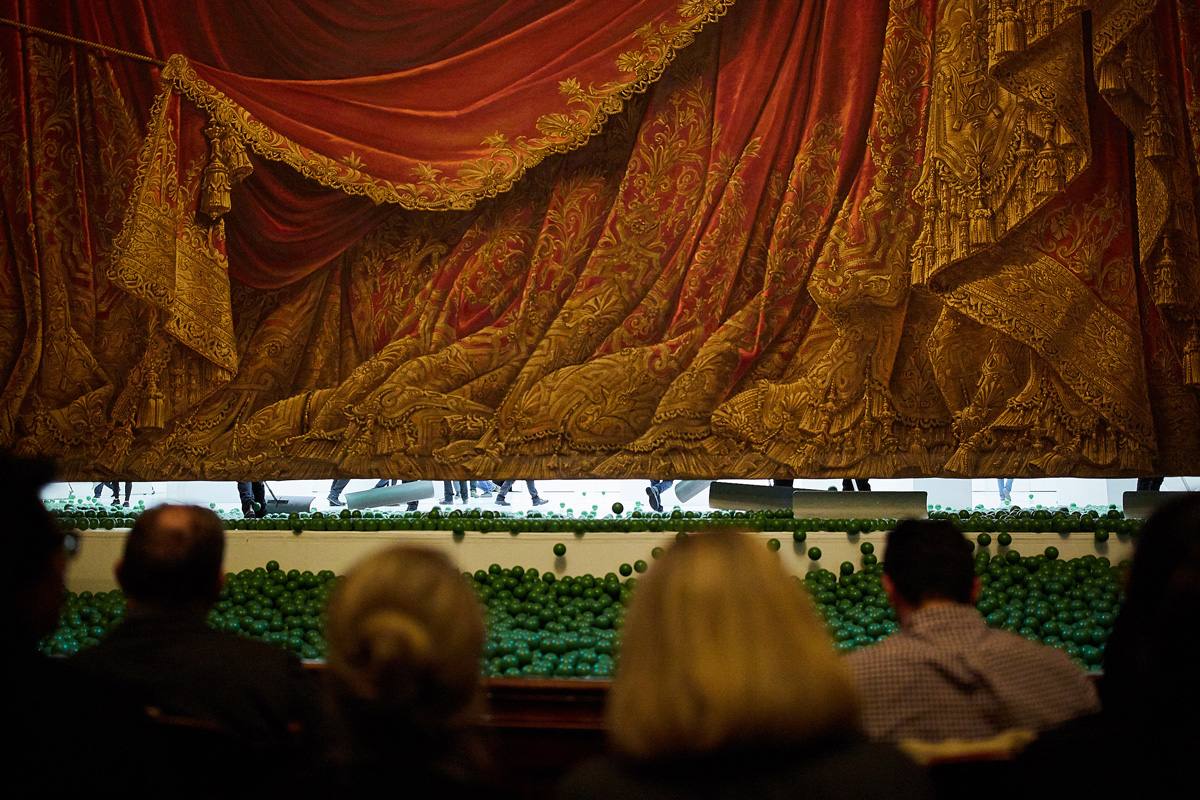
261, 484, 314, 514
674, 480, 712, 503
792, 490, 927, 520
261, 495, 314, 514
347, 481, 435, 509
1122, 490, 1195, 520
708, 482, 796, 511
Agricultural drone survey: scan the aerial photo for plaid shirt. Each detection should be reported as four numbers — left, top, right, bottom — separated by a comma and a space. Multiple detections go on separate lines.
844, 604, 1099, 743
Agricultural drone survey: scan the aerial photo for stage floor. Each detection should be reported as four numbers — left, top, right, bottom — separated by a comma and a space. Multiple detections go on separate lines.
42, 476, 1191, 517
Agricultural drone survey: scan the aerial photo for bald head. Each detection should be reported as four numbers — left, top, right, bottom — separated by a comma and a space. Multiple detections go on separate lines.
118, 505, 226, 607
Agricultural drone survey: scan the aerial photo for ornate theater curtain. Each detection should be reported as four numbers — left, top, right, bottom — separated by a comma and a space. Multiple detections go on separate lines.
1, 0, 1198, 480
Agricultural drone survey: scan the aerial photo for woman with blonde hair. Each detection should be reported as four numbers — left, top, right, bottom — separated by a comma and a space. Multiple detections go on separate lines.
559, 530, 928, 799
320, 545, 501, 797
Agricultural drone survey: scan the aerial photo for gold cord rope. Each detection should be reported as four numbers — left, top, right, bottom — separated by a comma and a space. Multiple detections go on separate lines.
0, 16, 166, 66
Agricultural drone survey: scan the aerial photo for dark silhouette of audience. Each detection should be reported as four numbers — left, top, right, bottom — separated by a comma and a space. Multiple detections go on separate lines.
845, 520, 1097, 743
70, 504, 321, 797
558, 530, 930, 800
317, 545, 502, 798
1012, 493, 1200, 799
2, 453, 84, 791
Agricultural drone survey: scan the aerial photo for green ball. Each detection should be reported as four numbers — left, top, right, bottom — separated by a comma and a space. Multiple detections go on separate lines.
612, 502, 624, 515
793, 530, 807, 542
997, 532, 1012, 547
807, 546, 822, 560
553, 543, 566, 557
840, 561, 854, 575
767, 538, 781, 552
860, 541, 874, 555
862, 553, 878, 566
976, 533, 992, 547
619, 563, 633, 577
651, 547, 665, 559
1044, 546, 1059, 560
675, 531, 688, 542
634, 559, 648, 573
1095, 529, 1110, 542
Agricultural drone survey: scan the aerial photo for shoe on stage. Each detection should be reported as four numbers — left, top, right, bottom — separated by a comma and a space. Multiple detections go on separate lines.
495, 496, 510, 506
646, 485, 662, 512
328, 496, 345, 507
531, 496, 548, 506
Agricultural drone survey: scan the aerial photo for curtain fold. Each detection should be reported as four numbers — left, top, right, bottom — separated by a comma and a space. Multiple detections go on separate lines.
1, 0, 1198, 480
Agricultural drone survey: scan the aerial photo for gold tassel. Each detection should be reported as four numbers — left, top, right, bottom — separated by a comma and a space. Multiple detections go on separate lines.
1034, 0, 1054, 39
1098, 57, 1126, 96
1033, 139, 1065, 196
1183, 324, 1200, 387
1143, 99, 1173, 160
221, 130, 253, 182
200, 122, 233, 220
139, 375, 166, 430
969, 176, 993, 246
995, 1, 1026, 57
1151, 236, 1182, 309
198, 122, 253, 221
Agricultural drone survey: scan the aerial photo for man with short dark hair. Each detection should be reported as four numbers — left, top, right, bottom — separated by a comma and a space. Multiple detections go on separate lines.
71, 504, 320, 781
845, 520, 1098, 742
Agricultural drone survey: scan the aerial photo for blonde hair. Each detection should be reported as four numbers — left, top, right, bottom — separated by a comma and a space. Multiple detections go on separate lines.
607, 530, 859, 759
325, 546, 484, 731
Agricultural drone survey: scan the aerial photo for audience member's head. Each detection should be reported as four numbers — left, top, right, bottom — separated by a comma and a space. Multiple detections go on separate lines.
117, 504, 225, 608
1, 452, 66, 644
1101, 494, 1200, 721
325, 546, 485, 737
883, 519, 976, 612
606, 530, 858, 760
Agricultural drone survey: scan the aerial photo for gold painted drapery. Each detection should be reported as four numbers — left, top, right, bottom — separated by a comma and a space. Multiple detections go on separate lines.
1, 0, 1198, 480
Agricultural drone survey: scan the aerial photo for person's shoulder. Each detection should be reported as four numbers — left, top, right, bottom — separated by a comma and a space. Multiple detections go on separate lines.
555, 755, 640, 800
776, 738, 932, 800
844, 629, 917, 674
986, 627, 1087, 671
203, 628, 305, 667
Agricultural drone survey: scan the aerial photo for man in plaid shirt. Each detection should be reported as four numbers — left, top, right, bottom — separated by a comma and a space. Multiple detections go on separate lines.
845, 520, 1098, 742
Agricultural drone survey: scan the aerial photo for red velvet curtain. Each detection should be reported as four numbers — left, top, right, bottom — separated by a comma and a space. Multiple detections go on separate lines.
2, 1, 1198, 480
23, 0, 730, 289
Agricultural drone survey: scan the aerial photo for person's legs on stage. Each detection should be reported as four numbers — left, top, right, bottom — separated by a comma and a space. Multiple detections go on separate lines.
401, 479, 419, 511
98, 480, 120, 504
237, 481, 266, 518
527, 480, 547, 506
328, 479, 351, 506
495, 480, 515, 506
252, 482, 265, 516
646, 480, 674, 512
122, 482, 133, 506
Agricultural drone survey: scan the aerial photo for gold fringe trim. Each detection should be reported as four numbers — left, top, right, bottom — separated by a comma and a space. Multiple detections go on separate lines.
160, 0, 735, 212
